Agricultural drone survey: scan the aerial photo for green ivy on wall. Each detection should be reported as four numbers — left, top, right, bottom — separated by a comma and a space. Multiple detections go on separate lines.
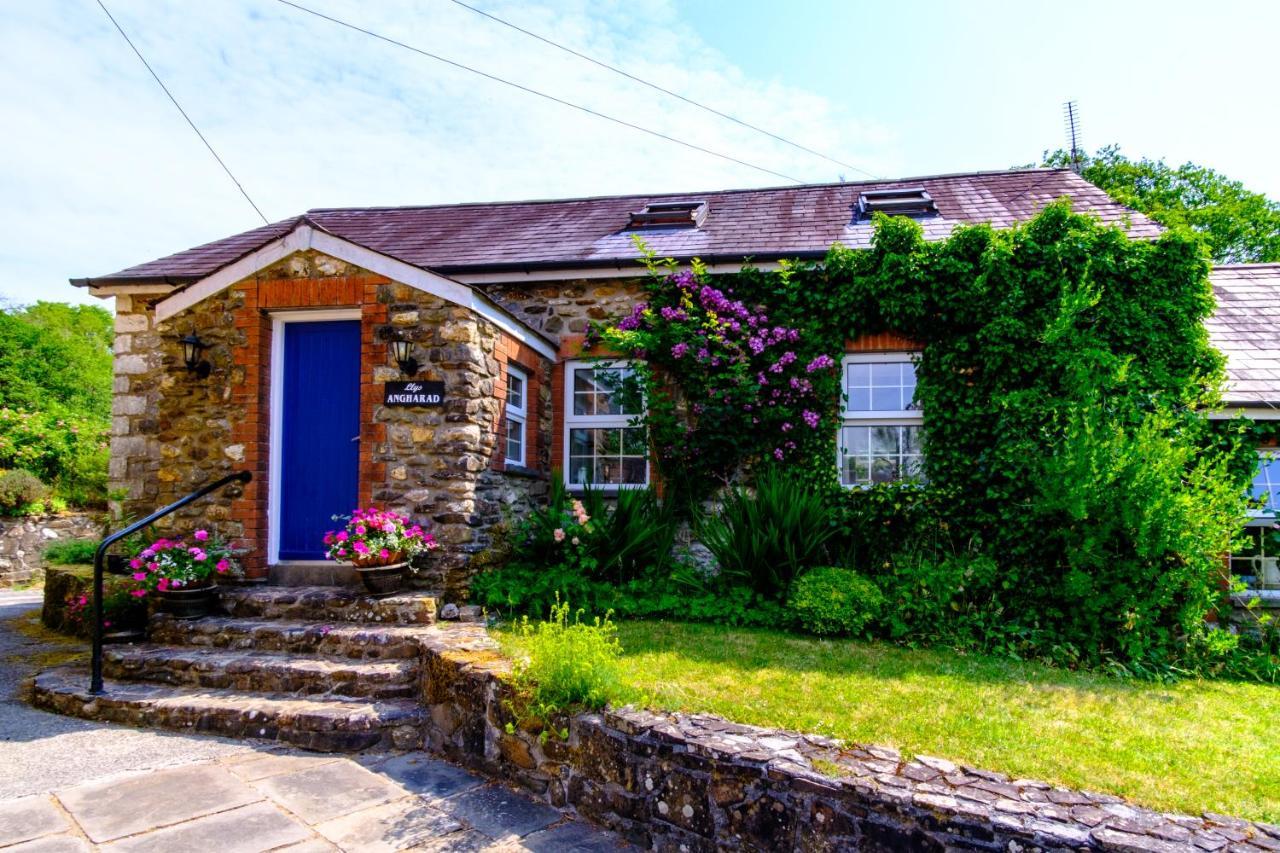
595, 200, 1262, 670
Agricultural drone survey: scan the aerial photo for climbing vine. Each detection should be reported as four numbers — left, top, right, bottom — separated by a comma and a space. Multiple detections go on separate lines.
593, 201, 1264, 670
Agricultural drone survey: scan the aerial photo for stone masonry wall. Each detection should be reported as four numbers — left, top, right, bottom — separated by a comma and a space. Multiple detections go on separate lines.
485, 278, 643, 344
108, 251, 551, 592
416, 627, 1280, 852
0, 513, 100, 587
368, 281, 551, 596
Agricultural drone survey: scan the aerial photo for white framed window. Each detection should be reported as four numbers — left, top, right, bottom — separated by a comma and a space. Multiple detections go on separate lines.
1250, 450, 1280, 518
563, 359, 648, 489
504, 365, 528, 467
838, 352, 924, 487
1231, 452, 1280, 590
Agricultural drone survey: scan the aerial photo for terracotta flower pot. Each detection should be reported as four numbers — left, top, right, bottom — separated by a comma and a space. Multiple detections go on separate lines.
156, 583, 218, 620
353, 562, 408, 597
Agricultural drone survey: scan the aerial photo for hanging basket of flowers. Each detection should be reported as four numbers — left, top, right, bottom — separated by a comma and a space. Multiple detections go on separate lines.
128, 530, 241, 619
324, 508, 437, 596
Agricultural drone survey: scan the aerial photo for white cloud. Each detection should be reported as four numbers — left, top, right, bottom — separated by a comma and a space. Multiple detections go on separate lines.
0, 0, 899, 306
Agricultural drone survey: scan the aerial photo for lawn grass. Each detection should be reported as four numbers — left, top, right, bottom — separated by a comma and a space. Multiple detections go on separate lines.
503, 620, 1280, 822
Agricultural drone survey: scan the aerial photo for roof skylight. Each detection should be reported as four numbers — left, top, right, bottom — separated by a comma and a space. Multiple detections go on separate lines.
628, 200, 708, 229
855, 188, 938, 221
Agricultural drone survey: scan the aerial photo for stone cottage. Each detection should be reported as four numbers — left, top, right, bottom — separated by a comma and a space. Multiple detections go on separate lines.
73, 168, 1280, 595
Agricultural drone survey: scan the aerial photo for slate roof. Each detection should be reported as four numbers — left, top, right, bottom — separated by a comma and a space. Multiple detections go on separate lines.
75, 168, 1161, 285
1209, 264, 1280, 409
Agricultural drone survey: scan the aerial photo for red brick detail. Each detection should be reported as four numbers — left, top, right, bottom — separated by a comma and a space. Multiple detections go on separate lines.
359, 289, 388, 505
845, 331, 923, 353
225, 274, 389, 576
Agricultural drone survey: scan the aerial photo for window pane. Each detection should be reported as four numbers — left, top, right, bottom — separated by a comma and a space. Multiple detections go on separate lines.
505, 416, 523, 463
870, 426, 899, 455
870, 386, 902, 411
596, 428, 622, 455
870, 362, 900, 386
569, 428, 592, 455
903, 455, 925, 480
508, 373, 524, 410
848, 387, 871, 412
622, 427, 647, 455
902, 426, 923, 455
843, 426, 869, 454
844, 456, 870, 486
621, 457, 647, 484
870, 457, 898, 483
568, 457, 592, 484
848, 363, 871, 388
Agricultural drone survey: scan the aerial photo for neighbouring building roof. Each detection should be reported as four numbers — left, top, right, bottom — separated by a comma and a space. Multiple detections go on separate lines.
74, 168, 1162, 286
1209, 264, 1280, 411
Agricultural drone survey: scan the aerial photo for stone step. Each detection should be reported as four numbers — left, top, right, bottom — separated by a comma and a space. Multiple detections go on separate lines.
219, 585, 442, 625
102, 645, 420, 700
29, 667, 425, 752
149, 615, 432, 661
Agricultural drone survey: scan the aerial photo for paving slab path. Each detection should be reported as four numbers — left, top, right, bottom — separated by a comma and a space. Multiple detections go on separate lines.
0, 590, 628, 852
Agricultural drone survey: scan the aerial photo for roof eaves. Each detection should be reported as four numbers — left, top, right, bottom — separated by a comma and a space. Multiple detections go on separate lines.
72, 215, 306, 289
432, 249, 833, 277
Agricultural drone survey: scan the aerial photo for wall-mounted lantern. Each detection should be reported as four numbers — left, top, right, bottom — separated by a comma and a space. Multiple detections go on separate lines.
389, 333, 419, 377
178, 330, 211, 378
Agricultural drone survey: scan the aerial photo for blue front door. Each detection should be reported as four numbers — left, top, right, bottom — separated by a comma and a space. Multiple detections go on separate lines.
278, 320, 361, 561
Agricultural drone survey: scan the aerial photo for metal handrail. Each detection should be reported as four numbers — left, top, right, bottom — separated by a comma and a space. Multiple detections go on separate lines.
91, 470, 252, 694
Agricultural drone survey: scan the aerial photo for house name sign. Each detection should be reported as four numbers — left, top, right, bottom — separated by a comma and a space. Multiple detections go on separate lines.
383, 381, 445, 407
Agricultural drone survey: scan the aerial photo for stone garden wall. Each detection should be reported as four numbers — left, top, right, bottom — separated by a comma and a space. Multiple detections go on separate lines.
415, 627, 1280, 852
0, 513, 99, 588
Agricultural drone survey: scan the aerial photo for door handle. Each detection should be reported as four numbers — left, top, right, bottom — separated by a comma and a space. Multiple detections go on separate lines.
351, 435, 361, 442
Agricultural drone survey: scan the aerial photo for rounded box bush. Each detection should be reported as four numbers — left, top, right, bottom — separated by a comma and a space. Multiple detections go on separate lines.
789, 567, 885, 637
0, 469, 48, 515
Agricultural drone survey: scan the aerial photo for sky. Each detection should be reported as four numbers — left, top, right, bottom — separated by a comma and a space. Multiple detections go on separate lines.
2, 0, 1278, 307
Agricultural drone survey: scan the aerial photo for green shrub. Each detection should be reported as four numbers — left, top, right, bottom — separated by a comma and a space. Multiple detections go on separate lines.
0, 469, 48, 515
788, 567, 885, 636
503, 478, 675, 584
877, 551, 1005, 647
44, 538, 98, 565
509, 599, 622, 717
1031, 408, 1248, 667
584, 484, 677, 583
697, 466, 834, 597
472, 562, 604, 618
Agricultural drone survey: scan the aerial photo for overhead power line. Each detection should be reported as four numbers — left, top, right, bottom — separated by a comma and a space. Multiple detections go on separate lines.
448, 0, 878, 179
272, 0, 806, 184
95, 0, 269, 224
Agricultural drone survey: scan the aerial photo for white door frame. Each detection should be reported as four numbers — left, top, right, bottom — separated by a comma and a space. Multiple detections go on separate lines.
267, 308, 363, 565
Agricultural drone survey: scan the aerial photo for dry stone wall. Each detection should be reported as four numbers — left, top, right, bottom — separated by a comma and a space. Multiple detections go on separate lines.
416, 627, 1280, 852
0, 513, 100, 587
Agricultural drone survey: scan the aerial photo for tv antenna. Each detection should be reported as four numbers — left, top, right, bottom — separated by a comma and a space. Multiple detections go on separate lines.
1063, 101, 1084, 173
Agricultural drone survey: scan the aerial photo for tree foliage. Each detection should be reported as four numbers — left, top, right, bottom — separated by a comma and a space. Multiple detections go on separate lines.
0, 301, 113, 507
1043, 144, 1280, 263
